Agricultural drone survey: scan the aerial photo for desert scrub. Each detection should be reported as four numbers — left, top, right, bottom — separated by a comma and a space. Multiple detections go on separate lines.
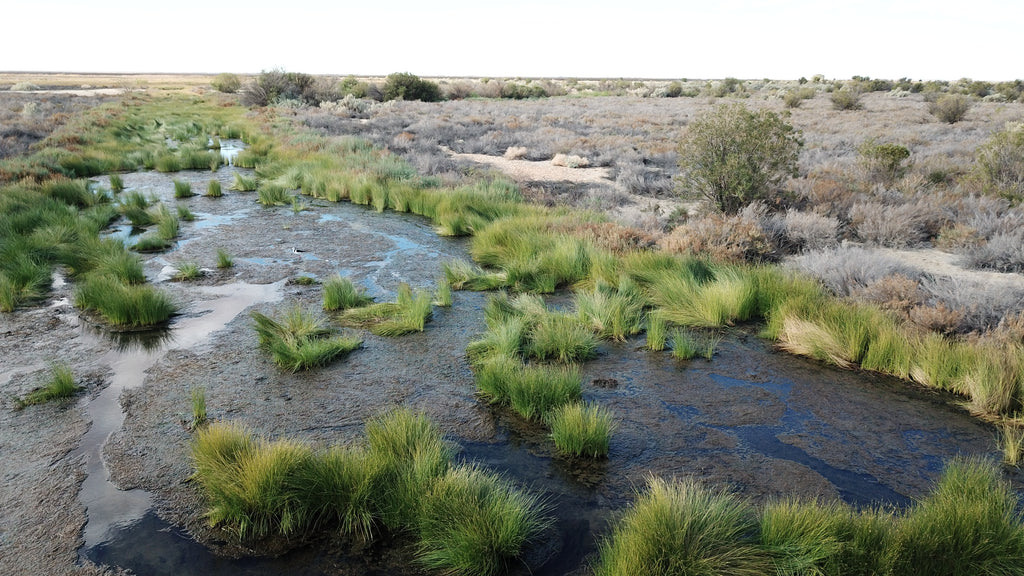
971, 122, 1024, 202
74, 273, 177, 327
546, 402, 616, 458
676, 102, 801, 214
830, 88, 863, 110
251, 306, 362, 371
929, 93, 972, 124
15, 364, 79, 409
858, 140, 911, 184
417, 465, 550, 576
322, 274, 373, 311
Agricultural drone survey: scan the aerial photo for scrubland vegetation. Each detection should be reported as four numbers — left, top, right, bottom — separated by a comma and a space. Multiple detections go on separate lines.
4, 71, 1024, 575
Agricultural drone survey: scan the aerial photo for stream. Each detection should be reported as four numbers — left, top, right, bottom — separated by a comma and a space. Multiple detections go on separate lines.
72, 165, 1015, 575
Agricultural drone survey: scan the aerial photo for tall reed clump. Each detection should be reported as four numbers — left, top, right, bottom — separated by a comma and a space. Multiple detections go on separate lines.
251, 306, 362, 371
173, 179, 194, 198
322, 274, 373, 311
192, 410, 550, 570
574, 277, 647, 341
888, 457, 1024, 575
74, 273, 177, 327
206, 180, 222, 198
546, 402, 616, 458
257, 183, 290, 206
417, 464, 551, 576
15, 364, 80, 409
593, 477, 770, 576
339, 283, 433, 336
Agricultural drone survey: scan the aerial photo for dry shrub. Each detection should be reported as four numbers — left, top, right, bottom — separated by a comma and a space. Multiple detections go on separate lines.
793, 170, 865, 218
849, 199, 947, 248
659, 209, 775, 263
554, 221, 659, 254
909, 302, 966, 335
790, 245, 918, 297
920, 275, 1024, 334
781, 209, 840, 252
851, 274, 924, 315
552, 153, 590, 168
935, 223, 983, 252
963, 228, 1024, 273
993, 311, 1024, 343
503, 146, 528, 160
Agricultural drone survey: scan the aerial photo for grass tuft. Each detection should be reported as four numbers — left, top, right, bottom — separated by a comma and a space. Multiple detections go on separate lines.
215, 248, 233, 269
322, 274, 373, 311
546, 402, 616, 458
206, 180, 223, 198
173, 179, 194, 198
16, 364, 79, 409
252, 306, 361, 371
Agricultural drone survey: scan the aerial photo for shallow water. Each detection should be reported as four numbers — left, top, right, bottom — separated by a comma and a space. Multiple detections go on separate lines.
76, 166, 1016, 575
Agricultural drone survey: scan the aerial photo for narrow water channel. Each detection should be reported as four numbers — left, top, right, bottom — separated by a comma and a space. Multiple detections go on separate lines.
75, 167, 1016, 575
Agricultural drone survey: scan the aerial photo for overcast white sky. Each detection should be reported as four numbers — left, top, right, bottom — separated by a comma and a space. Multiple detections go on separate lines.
4, 0, 1021, 80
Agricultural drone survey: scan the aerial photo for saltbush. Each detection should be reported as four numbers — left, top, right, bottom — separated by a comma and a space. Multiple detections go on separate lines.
928, 93, 971, 123
382, 72, 442, 102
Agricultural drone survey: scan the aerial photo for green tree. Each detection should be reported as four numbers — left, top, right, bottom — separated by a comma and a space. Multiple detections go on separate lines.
381, 72, 442, 102
677, 103, 802, 213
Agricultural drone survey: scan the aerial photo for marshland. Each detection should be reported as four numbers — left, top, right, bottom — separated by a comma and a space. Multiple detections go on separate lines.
2, 71, 1024, 576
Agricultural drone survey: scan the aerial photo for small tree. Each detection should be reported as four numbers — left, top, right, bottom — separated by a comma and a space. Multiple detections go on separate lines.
382, 72, 442, 102
677, 103, 802, 213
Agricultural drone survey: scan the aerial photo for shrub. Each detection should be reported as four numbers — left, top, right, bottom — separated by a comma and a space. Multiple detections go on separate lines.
928, 93, 971, 123
659, 209, 775, 264
548, 402, 616, 458
830, 89, 863, 110
211, 73, 242, 94
677, 103, 802, 213
972, 122, 1024, 202
382, 72, 442, 102
781, 209, 840, 251
858, 141, 911, 184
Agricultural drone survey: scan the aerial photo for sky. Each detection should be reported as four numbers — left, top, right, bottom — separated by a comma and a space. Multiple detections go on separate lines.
4, 0, 1021, 81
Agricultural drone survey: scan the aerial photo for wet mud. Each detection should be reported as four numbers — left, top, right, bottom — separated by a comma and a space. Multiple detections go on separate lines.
0, 163, 1018, 575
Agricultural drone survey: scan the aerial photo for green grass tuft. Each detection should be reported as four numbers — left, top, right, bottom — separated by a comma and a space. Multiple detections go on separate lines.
417, 464, 551, 576
74, 274, 176, 326
173, 261, 203, 281
190, 387, 208, 430
252, 306, 361, 371
322, 275, 373, 311
526, 312, 599, 363
206, 180, 223, 198
232, 172, 259, 191
16, 364, 80, 409
173, 179, 194, 198
547, 402, 617, 458
109, 173, 124, 193
215, 248, 233, 269
645, 312, 667, 351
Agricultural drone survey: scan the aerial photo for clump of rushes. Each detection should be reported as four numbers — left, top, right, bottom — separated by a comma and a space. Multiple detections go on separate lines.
174, 261, 203, 281
109, 173, 124, 193
340, 283, 434, 336
645, 312, 667, 351
546, 402, 616, 458
417, 464, 551, 576
173, 179, 194, 198
232, 172, 258, 191
888, 457, 1024, 575
16, 364, 79, 409
1001, 423, 1024, 466
215, 248, 233, 269
434, 277, 453, 307
526, 312, 598, 363
154, 153, 181, 173
251, 306, 362, 371
190, 387, 208, 430
575, 277, 647, 341
322, 274, 373, 311
474, 355, 582, 420
758, 498, 850, 576
593, 477, 769, 576
176, 203, 195, 221
257, 183, 290, 206
443, 259, 508, 291
206, 180, 223, 198
74, 274, 177, 327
